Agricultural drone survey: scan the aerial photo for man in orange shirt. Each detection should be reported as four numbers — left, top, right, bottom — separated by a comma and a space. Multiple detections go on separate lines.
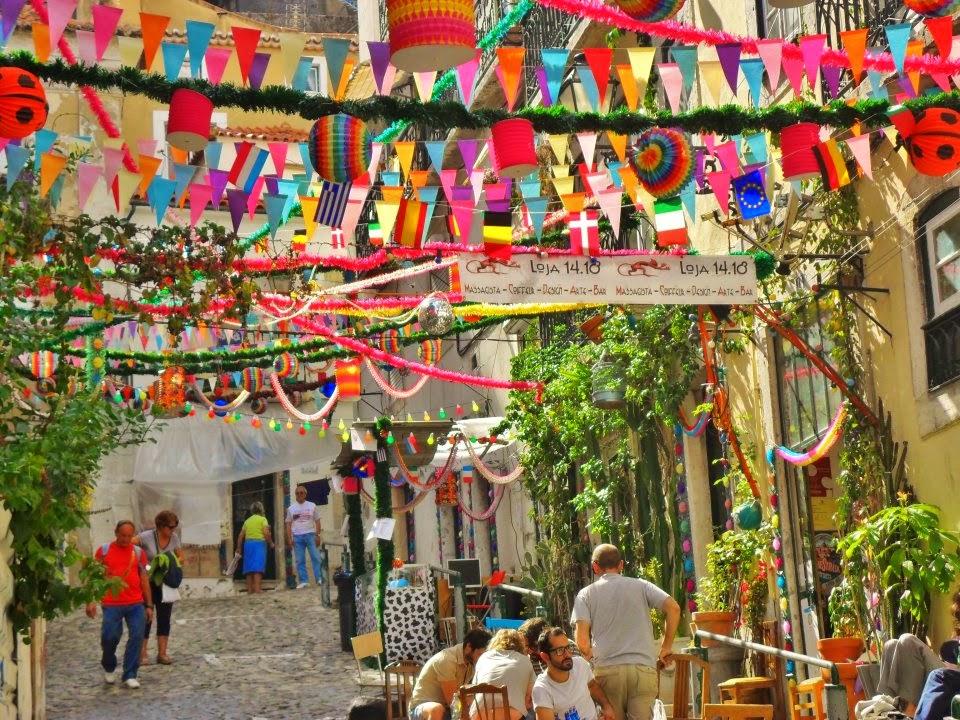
86, 520, 154, 689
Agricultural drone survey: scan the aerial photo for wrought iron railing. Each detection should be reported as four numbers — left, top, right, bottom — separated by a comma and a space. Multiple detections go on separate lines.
520, 2, 581, 104
924, 308, 960, 389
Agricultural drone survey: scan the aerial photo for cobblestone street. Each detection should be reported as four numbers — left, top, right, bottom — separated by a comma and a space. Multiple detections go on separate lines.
46, 586, 381, 720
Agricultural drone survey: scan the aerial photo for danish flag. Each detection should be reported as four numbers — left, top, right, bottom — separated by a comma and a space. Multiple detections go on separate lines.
568, 209, 600, 256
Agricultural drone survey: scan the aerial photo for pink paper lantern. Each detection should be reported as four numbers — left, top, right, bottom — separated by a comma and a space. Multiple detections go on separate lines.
166, 89, 213, 152
387, 0, 476, 72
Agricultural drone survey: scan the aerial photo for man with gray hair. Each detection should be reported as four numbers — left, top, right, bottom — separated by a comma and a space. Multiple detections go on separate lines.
571, 544, 681, 720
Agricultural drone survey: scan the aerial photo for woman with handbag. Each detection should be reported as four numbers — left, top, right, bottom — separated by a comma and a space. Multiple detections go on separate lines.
134, 510, 184, 666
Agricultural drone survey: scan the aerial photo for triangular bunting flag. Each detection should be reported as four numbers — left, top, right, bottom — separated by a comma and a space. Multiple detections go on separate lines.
525, 196, 549, 241
208, 168, 229, 207
139, 13, 170, 72
577, 133, 597, 171
615, 64, 639, 112
40, 153, 66, 198
715, 43, 741, 93
845, 133, 873, 180
547, 134, 568, 164
91, 4, 122, 61
705, 170, 732, 214
671, 46, 698, 92
394, 141, 416, 182
368, 41, 392, 95
659, 63, 683, 112
607, 132, 627, 164
249, 52, 271, 91
226, 189, 247, 233
264, 193, 286, 239
584, 48, 613, 107
542, 48, 569, 108
596, 187, 622, 238
458, 139, 479, 171
322, 37, 351, 95
189, 183, 213, 227
231, 26, 262, 86
699, 60, 725, 105
755, 39, 783, 92
268, 142, 288, 177
2, 0, 27, 45
300, 195, 320, 240
455, 50, 481, 106
575, 65, 601, 111
5, 144, 28, 190
204, 47, 231, 85
414, 71, 437, 101
925, 16, 953, 59
496, 47, 525, 112
32, 23, 50, 63
799, 34, 827, 89
424, 141, 446, 172
77, 161, 101, 211
627, 47, 655, 104
185, 20, 215, 78
839, 29, 867, 86
47, 0, 77, 49
161, 42, 188, 82
740, 58, 765, 109
781, 55, 806, 98
137, 155, 162, 197
884, 23, 912, 76
374, 200, 401, 243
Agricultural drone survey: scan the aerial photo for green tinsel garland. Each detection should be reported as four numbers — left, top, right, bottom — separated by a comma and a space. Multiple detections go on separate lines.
373, 417, 395, 641
1, 50, 944, 136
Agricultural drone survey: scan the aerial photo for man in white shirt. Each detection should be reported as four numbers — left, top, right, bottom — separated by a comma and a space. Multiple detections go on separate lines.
572, 544, 681, 720
532, 628, 614, 720
285, 485, 323, 589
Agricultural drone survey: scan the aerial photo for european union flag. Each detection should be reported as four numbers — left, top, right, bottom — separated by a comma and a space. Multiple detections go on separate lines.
732, 169, 771, 220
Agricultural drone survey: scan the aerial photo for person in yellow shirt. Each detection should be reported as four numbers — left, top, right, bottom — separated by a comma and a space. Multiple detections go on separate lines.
236, 502, 275, 594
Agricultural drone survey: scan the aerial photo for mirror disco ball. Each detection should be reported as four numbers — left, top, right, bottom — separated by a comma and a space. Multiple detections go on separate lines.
418, 296, 455, 335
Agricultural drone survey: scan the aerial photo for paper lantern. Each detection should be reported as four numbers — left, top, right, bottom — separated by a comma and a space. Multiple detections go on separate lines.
240, 367, 264, 392
491, 119, 538, 179
387, 0, 475, 72
379, 328, 403, 354
153, 366, 187, 413
0, 68, 48, 139
308, 114, 372, 183
613, 0, 686, 21
779, 123, 822, 181
435, 472, 458, 506
250, 397, 267, 414
904, 0, 960, 14
273, 352, 300, 378
30, 350, 56, 379
342, 475, 359, 495
905, 108, 960, 177
166, 89, 213, 152
629, 128, 694, 199
335, 357, 362, 401
418, 339, 441, 365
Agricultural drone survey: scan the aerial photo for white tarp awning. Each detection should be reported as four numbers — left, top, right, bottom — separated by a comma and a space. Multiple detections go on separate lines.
426, 416, 523, 472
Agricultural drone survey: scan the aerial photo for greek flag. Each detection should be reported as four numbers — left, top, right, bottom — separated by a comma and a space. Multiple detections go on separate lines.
314, 180, 351, 228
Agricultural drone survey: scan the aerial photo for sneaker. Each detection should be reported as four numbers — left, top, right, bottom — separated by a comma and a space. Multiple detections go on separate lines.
296, 582, 308, 589
123, 678, 140, 689
103, 671, 116, 685
316, 580, 323, 586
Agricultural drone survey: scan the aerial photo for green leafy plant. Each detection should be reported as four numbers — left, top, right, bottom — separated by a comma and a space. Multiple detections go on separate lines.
827, 576, 862, 639
837, 498, 960, 638
697, 526, 771, 619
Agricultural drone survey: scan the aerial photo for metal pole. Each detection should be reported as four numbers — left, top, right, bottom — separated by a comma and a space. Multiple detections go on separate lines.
695, 630, 849, 720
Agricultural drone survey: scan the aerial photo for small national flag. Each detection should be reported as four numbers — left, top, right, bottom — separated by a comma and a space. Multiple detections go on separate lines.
654, 196, 687, 246
569, 209, 600, 255
732, 169, 771, 220
228, 142, 269, 194
315, 180, 351, 227
331, 228, 346, 250
368, 222, 383, 246
483, 210, 513, 258
292, 229, 307, 252
394, 198, 427, 248
812, 139, 851, 190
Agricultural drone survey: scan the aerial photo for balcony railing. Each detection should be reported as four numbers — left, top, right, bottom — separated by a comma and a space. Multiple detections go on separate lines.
520, 2, 581, 105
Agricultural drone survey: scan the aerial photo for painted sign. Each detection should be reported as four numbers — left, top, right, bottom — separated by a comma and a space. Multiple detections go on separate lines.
457, 255, 757, 305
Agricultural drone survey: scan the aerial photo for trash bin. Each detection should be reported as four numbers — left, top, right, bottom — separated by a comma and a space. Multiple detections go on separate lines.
333, 571, 356, 652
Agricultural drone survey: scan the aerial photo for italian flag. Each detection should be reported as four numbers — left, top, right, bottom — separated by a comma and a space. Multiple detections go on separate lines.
368, 222, 383, 246
654, 197, 687, 247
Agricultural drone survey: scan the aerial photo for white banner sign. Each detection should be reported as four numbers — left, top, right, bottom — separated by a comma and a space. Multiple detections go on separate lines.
457, 255, 757, 305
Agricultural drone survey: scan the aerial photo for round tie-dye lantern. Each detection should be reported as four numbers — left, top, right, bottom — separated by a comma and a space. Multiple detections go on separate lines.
629, 127, 694, 199
273, 353, 300, 379
614, 0, 685, 21
308, 114, 372, 183
240, 367, 264, 393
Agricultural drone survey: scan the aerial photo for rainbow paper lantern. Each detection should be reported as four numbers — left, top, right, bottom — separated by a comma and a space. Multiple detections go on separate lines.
613, 0, 685, 21
250, 397, 267, 414
379, 328, 403, 354
419, 339, 441, 365
240, 367, 264, 393
629, 128, 694, 199
30, 350, 56, 379
308, 114, 372, 183
273, 352, 300, 378
387, 0, 476, 72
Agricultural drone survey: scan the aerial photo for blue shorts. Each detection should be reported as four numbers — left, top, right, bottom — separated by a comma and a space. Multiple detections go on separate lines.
410, 704, 451, 720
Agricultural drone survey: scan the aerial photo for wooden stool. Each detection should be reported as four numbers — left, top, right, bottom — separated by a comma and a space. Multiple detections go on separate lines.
789, 678, 825, 720
718, 677, 777, 705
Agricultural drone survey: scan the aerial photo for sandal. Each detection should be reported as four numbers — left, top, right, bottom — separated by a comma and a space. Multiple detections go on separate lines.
156, 655, 173, 665
139, 657, 151, 666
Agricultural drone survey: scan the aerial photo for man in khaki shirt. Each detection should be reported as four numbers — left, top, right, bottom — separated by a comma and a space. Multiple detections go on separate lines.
410, 628, 492, 720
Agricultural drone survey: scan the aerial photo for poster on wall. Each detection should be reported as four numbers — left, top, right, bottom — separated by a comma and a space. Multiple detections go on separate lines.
807, 456, 837, 531
814, 531, 843, 634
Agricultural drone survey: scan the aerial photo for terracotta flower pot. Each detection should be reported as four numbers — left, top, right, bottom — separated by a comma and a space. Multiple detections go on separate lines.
690, 610, 737, 647
817, 637, 865, 663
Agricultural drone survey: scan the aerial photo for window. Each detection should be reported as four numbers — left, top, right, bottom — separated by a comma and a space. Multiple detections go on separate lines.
918, 188, 960, 388
757, 0, 801, 41
305, 58, 329, 97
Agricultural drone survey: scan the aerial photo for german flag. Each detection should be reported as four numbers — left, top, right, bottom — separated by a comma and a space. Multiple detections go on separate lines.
812, 139, 851, 190
483, 210, 513, 258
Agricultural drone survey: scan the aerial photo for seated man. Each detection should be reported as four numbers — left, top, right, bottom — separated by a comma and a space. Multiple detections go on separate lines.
410, 628, 492, 720
912, 641, 960, 720
519, 617, 548, 675
532, 627, 614, 720
877, 633, 944, 713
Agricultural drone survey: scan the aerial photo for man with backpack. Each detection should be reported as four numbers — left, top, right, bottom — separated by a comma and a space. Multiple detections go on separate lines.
85, 520, 154, 689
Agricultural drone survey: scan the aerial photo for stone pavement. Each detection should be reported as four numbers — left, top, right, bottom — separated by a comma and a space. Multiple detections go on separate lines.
46, 586, 385, 720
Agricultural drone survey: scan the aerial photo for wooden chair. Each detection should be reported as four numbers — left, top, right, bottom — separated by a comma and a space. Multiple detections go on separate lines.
702, 704, 773, 720
385, 659, 422, 720
789, 678, 824, 720
351, 630, 385, 690
458, 682, 511, 720
662, 652, 711, 720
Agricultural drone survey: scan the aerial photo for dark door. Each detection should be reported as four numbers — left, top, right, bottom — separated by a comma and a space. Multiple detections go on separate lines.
232, 474, 276, 581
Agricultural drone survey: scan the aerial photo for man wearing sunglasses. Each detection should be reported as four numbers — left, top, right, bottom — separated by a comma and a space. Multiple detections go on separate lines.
532, 627, 614, 720
571, 544, 681, 720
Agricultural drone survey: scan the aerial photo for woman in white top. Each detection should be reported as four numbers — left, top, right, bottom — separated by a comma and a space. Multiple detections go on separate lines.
133, 510, 184, 666
470, 629, 535, 720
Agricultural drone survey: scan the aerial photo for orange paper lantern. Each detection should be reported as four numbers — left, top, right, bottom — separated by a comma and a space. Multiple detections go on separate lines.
0, 68, 48, 139
335, 358, 362, 401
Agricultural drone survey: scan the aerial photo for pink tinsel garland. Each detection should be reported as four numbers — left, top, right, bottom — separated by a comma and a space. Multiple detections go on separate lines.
530, 0, 960, 76
292, 316, 545, 399
30, 0, 138, 173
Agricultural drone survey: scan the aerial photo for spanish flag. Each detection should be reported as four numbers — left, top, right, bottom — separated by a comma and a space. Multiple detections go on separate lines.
483, 210, 513, 259
394, 198, 427, 248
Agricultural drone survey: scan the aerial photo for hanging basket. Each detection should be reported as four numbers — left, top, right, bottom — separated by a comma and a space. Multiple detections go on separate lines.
591, 354, 627, 409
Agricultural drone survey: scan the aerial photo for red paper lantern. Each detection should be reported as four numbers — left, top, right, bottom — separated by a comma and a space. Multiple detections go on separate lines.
905, 108, 960, 177
779, 123, 822, 181
0, 68, 48, 139
490, 119, 538, 179
166, 88, 213, 152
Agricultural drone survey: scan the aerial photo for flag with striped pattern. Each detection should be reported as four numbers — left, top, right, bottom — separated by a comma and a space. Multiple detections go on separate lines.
314, 180, 352, 228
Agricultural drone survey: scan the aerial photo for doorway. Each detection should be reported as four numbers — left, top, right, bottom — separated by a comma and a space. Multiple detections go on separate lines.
232, 474, 277, 582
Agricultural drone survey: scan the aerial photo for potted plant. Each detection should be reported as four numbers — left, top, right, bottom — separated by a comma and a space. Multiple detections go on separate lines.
817, 577, 865, 663
837, 498, 960, 639
694, 527, 770, 646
